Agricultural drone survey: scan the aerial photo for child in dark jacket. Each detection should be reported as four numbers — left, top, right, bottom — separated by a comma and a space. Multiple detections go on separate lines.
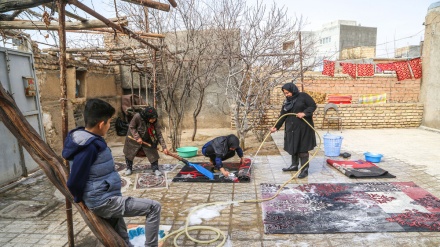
202, 134, 244, 177
62, 98, 163, 247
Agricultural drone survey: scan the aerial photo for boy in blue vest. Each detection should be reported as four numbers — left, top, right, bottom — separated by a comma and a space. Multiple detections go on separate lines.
62, 98, 163, 247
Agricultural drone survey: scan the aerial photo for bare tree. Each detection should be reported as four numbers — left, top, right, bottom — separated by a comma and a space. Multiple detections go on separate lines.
211, 0, 317, 148
128, 0, 223, 149
117, 0, 318, 149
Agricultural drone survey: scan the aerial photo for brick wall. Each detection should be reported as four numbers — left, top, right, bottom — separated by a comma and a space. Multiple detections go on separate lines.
297, 73, 421, 103
258, 103, 423, 130
232, 73, 423, 130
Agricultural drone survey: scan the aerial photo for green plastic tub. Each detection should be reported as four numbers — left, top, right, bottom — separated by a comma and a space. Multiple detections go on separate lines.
176, 146, 198, 158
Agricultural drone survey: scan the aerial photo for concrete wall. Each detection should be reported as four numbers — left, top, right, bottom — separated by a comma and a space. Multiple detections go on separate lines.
395, 45, 421, 58
104, 32, 233, 130
341, 46, 376, 59
313, 20, 377, 68
339, 25, 377, 53
420, 2, 440, 129
34, 54, 122, 155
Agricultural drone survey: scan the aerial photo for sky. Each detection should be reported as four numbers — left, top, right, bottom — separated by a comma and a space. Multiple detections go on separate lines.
78, 0, 434, 58
6, 0, 436, 58
260, 0, 434, 57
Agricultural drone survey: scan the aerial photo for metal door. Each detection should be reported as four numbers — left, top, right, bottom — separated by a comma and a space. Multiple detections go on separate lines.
0, 47, 45, 185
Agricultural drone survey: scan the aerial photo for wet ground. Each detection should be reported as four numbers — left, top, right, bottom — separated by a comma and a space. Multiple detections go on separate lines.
1, 127, 440, 246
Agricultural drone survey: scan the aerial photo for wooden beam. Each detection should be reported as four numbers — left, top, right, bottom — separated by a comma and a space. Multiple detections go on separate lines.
121, 0, 170, 12
62, 29, 165, 39
92, 28, 166, 38
0, 0, 52, 13
0, 17, 127, 30
167, 0, 177, 8
72, 53, 151, 61
42, 46, 146, 53
67, 0, 159, 51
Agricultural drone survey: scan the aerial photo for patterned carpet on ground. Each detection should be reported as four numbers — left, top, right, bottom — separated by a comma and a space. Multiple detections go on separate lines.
261, 182, 440, 234
115, 162, 177, 189
172, 160, 251, 183
327, 159, 396, 178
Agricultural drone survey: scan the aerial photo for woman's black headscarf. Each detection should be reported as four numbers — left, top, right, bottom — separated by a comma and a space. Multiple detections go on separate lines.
140, 106, 158, 122
281, 82, 300, 111
227, 134, 240, 149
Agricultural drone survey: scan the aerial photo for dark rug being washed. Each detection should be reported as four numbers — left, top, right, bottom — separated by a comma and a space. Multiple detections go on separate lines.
172, 159, 251, 183
327, 159, 396, 178
261, 182, 440, 234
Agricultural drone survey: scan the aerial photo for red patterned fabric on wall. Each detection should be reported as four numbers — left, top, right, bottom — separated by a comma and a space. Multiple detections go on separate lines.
357, 64, 375, 77
340, 62, 348, 74
409, 58, 422, 79
341, 63, 357, 79
322, 60, 335, 77
376, 63, 396, 72
393, 61, 412, 81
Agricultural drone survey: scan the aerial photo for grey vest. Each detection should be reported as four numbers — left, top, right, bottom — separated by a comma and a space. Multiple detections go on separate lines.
82, 147, 122, 209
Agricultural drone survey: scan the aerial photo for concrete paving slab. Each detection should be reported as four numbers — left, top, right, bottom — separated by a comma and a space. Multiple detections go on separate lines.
1, 128, 440, 246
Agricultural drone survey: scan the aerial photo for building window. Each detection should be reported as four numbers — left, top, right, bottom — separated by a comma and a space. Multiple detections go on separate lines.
75, 70, 86, 98
320, 37, 331, 44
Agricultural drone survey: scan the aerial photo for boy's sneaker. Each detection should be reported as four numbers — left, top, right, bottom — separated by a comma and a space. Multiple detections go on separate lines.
154, 170, 163, 176
125, 168, 132, 176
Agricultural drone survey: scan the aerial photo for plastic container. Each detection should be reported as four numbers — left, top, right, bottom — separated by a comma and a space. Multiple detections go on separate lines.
364, 152, 383, 163
323, 134, 343, 156
176, 146, 198, 158
328, 95, 352, 104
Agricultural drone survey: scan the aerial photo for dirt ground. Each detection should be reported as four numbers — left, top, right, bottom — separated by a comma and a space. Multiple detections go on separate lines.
178, 128, 280, 156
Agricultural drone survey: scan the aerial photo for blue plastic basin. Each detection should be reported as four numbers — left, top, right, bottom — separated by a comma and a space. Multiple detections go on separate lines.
364, 152, 383, 163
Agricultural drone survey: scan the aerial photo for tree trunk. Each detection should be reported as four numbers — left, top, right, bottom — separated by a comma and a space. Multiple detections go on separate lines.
191, 89, 204, 142
0, 84, 127, 246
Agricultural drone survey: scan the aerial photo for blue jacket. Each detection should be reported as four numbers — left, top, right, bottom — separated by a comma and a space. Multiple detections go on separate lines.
62, 127, 121, 208
202, 137, 243, 169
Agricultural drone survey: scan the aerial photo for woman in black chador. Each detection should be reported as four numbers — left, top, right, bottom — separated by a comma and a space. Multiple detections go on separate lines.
270, 82, 317, 178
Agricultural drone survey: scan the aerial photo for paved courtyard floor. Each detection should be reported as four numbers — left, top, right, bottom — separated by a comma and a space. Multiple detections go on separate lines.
1, 128, 440, 246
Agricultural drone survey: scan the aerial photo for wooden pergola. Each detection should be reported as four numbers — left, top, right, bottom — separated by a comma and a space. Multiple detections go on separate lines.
0, 0, 176, 246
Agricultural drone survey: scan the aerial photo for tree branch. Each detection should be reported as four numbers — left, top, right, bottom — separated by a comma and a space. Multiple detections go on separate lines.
0, 0, 52, 13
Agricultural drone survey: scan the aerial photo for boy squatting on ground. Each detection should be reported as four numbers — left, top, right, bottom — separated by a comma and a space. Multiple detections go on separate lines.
62, 98, 163, 247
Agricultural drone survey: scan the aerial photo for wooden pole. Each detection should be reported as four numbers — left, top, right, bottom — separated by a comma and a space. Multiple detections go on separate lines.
153, 50, 157, 108
144, 6, 149, 33
56, 1, 74, 246
145, 60, 149, 105
299, 31, 304, 92
121, 0, 170, 12
130, 65, 134, 106
167, 0, 177, 8
67, 0, 159, 51
0, 17, 127, 30
42, 46, 143, 53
